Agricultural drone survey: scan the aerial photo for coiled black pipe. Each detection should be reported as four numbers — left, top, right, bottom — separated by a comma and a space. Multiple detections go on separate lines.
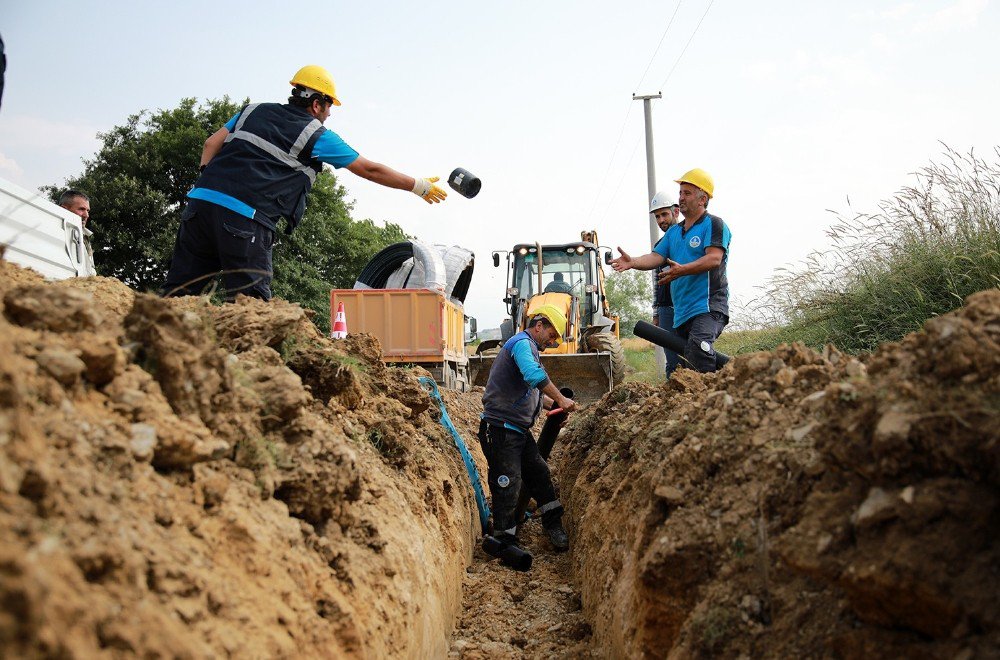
353, 241, 474, 304
633, 320, 730, 369
354, 241, 414, 289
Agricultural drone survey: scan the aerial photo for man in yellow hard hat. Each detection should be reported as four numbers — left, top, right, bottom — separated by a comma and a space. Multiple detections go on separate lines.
163, 65, 447, 300
479, 304, 577, 565
613, 168, 732, 373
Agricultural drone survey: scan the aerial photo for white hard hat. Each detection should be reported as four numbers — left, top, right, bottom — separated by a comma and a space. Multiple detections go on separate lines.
649, 190, 677, 213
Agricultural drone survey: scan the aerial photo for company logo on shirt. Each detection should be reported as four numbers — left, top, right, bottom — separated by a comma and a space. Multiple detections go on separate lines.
689, 236, 702, 248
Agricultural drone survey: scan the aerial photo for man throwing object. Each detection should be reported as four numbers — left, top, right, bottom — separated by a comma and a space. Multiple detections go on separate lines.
164, 65, 447, 300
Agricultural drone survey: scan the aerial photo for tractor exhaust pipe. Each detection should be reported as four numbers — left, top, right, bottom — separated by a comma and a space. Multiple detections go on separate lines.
633, 320, 730, 369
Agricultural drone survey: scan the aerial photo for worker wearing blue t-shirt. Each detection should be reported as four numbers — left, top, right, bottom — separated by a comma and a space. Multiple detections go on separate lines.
612, 169, 731, 372
163, 65, 447, 300
480, 305, 576, 563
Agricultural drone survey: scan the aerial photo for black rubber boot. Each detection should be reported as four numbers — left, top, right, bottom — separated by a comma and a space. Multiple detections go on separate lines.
483, 534, 533, 571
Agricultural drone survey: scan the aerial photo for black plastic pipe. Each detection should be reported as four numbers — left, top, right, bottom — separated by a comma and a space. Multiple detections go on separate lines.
514, 387, 573, 532
536, 386, 574, 460
482, 535, 532, 571
633, 320, 730, 369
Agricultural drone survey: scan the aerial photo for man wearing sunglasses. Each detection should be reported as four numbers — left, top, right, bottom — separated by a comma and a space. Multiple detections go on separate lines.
163, 65, 447, 300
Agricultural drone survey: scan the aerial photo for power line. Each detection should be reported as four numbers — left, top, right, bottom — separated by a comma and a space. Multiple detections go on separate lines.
597, 131, 644, 224
587, 0, 713, 221
587, 2, 682, 220
657, 0, 716, 90
633, 0, 684, 93
586, 102, 634, 221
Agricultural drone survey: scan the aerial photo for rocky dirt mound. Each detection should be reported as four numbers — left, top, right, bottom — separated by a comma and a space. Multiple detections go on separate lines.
558, 290, 999, 658
0, 260, 479, 657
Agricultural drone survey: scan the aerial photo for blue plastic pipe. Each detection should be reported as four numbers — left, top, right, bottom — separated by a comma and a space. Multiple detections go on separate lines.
418, 377, 491, 535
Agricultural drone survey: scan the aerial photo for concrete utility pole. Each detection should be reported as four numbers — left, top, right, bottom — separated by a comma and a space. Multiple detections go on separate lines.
633, 92, 665, 372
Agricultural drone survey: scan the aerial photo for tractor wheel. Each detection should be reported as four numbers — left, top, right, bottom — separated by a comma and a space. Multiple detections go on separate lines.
585, 332, 627, 386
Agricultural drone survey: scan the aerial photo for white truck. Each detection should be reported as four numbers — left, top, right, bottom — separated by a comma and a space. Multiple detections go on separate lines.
0, 177, 96, 279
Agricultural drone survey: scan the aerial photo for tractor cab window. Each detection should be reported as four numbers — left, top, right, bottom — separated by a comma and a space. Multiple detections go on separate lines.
512, 247, 597, 322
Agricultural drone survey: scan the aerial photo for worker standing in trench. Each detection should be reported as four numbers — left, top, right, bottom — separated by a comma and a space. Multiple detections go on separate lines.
613, 168, 732, 373
479, 305, 577, 564
163, 65, 447, 300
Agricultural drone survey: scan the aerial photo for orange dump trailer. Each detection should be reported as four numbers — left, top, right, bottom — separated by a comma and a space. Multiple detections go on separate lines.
330, 289, 472, 391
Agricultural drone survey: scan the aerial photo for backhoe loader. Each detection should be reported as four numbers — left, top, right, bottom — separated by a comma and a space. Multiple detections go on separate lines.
468, 230, 626, 401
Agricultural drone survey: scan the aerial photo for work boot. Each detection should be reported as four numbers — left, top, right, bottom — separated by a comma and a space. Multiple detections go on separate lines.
483, 534, 533, 571
543, 521, 569, 551
540, 505, 569, 551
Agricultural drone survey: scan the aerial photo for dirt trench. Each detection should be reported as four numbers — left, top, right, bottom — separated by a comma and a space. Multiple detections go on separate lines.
2, 256, 998, 659
438, 391, 596, 659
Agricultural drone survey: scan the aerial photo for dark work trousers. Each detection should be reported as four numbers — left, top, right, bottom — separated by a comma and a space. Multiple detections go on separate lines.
477, 419, 560, 538
675, 310, 729, 373
162, 199, 275, 301
654, 304, 683, 379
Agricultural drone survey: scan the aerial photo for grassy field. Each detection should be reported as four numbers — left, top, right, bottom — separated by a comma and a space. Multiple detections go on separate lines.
746, 147, 1000, 353
624, 147, 1000, 364
622, 329, 776, 384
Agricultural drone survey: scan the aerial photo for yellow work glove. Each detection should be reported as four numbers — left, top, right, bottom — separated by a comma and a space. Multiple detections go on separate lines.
411, 176, 448, 204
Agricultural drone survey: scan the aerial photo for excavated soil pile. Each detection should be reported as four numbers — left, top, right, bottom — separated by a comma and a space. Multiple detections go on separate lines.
0, 260, 480, 657
559, 290, 999, 658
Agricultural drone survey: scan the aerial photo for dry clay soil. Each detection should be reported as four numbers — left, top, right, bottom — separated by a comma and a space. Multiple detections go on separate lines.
1, 258, 998, 658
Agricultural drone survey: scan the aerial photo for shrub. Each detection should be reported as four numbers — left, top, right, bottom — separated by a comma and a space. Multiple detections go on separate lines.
746, 146, 1000, 353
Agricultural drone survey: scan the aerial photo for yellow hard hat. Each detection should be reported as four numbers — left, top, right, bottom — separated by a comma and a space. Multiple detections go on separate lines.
530, 304, 567, 345
290, 65, 341, 106
675, 168, 714, 199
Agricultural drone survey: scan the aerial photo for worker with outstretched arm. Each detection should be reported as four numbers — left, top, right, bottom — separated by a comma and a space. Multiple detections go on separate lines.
163, 65, 447, 301
612, 168, 732, 373
479, 305, 576, 564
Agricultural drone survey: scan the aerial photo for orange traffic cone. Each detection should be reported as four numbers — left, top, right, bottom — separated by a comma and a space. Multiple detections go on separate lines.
331, 301, 348, 339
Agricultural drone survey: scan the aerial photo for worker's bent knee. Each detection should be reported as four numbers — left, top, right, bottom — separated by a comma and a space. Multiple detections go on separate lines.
683, 311, 728, 373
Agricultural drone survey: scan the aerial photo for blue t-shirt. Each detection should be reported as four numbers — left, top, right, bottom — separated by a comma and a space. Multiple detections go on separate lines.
188, 112, 359, 220
510, 336, 548, 388
652, 213, 732, 327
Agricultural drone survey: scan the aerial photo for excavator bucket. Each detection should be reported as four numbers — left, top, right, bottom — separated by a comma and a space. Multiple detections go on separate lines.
468, 351, 613, 404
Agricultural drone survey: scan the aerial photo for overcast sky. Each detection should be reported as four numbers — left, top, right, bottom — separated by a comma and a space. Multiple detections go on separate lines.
2, 0, 997, 329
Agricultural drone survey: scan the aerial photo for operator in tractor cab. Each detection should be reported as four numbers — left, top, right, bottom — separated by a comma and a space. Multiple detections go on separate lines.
479, 305, 577, 564
163, 65, 447, 301
649, 190, 682, 378
612, 168, 732, 373
543, 271, 572, 294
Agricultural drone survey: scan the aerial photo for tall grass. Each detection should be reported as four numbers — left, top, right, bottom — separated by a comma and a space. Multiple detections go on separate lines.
745, 146, 1000, 353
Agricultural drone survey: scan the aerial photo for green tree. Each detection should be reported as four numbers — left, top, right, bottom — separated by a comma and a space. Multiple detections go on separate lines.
45, 97, 407, 332
272, 172, 407, 332
604, 269, 652, 337
44, 97, 241, 289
